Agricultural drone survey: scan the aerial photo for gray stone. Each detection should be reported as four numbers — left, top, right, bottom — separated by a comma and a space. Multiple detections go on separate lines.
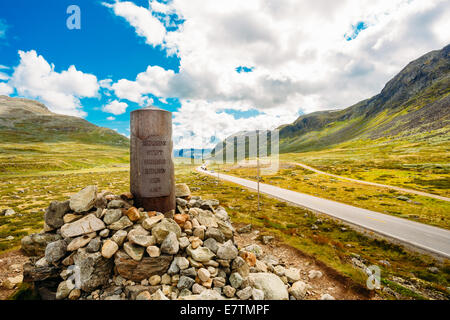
108, 216, 133, 231
21, 232, 62, 257
320, 293, 335, 300
67, 232, 96, 251
217, 240, 238, 260
237, 224, 252, 233
177, 276, 195, 290
86, 237, 101, 253
213, 277, 226, 288
45, 240, 67, 263
123, 242, 145, 261
103, 209, 122, 225
236, 286, 252, 300
56, 279, 75, 300
245, 244, 263, 258
192, 283, 205, 294
152, 289, 169, 300
73, 248, 114, 293
99, 229, 110, 238
152, 218, 182, 243
248, 273, 289, 300
161, 232, 179, 254
232, 256, 250, 277
60, 214, 105, 238
44, 201, 70, 229
2, 208, 16, 217
181, 267, 197, 278
142, 215, 164, 230
230, 272, 243, 289
111, 230, 127, 246
107, 199, 126, 209
205, 228, 225, 243
223, 285, 236, 298
168, 259, 180, 275
70, 185, 97, 213
186, 245, 215, 262
197, 210, 218, 228
289, 281, 308, 299
203, 238, 219, 253
285, 268, 301, 282
175, 256, 190, 270
178, 236, 190, 249
252, 288, 265, 300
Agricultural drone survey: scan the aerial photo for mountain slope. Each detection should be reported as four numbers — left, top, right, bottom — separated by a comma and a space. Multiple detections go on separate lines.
0, 96, 129, 147
279, 44, 450, 152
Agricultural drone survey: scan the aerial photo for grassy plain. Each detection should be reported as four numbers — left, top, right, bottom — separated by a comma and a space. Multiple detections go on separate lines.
0, 144, 449, 299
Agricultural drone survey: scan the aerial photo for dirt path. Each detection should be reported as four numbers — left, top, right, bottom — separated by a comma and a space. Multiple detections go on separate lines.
234, 224, 377, 300
292, 162, 450, 202
0, 250, 29, 300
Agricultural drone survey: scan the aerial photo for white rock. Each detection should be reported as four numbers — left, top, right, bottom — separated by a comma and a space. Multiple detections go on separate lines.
60, 214, 105, 238
308, 270, 323, 279
69, 185, 97, 213
248, 273, 289, 300
320, 293, 335, 300
289, 281, 308, 299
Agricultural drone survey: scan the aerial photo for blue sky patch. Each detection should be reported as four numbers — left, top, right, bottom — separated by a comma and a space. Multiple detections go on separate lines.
344, 21, 368, 41
236, 66, 254, 73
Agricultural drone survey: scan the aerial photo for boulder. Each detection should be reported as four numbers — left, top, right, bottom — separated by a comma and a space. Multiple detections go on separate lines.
69, 185, 97, 213
21, 233, 62, 257
60, 214, 105, 238
45, 240, 67, 263
114, 250, 172, 281
248, 273, 289, 300
73, 248, 113, 293
44, 201, 70, 229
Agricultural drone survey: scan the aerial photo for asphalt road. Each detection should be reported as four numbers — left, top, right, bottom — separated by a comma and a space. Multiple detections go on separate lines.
198, 168, 450, 258
292, 162, 450, 202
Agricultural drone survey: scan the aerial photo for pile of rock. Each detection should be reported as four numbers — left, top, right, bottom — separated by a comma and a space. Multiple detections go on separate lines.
20, 184, 306, 300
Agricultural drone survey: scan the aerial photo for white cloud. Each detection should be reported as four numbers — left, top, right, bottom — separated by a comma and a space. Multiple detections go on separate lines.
8, 50, 99, 117
0, 72, 9, 81
102, 100, 128, 115
107, 116, 116, 120
103, 1, 168, 47
107, 0, 450, 148
0, 82, 13, 95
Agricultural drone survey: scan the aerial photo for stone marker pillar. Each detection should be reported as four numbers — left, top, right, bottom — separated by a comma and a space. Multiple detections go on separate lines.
130, 106, 175, 213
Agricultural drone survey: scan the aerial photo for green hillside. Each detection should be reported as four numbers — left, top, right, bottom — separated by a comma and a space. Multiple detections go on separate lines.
0, 95, 129, 146
279, 44, 450, 152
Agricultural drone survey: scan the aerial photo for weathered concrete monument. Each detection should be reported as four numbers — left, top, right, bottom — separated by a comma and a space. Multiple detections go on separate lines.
130, 106, 175, 213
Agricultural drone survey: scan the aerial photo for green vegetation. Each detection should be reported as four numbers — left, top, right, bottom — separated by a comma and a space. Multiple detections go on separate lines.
177, 164, 450, 300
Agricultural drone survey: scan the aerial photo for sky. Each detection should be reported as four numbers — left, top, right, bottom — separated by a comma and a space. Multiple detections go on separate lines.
0, 0, 449, 148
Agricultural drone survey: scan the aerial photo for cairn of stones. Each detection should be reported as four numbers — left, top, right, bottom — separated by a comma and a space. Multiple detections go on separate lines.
20, 183, 308, 300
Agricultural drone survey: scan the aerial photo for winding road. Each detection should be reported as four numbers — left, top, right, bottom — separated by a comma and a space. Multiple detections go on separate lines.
197, 168, 450, 259
292, 162, 450, 202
